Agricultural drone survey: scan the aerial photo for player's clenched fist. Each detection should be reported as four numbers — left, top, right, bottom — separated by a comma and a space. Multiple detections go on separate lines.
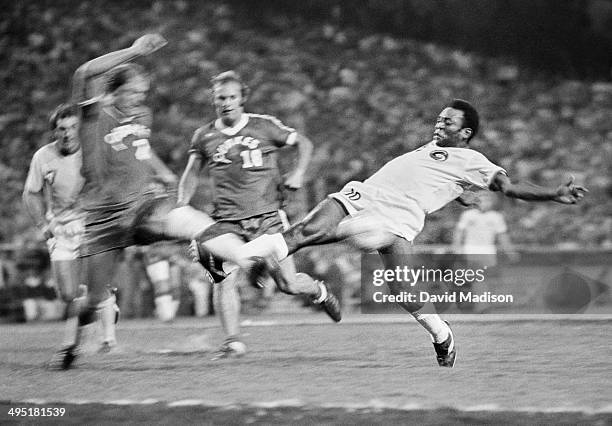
132, 34, 167, 55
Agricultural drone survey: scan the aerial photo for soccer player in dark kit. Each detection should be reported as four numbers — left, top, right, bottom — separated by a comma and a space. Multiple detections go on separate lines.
179, 71, 341, 358
52, 34, 268, 369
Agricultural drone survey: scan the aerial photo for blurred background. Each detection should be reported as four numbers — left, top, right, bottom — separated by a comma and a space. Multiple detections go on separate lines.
1, 0, 611, 321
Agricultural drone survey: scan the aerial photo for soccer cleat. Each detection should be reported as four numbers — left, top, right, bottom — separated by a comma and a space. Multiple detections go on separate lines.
433, 322, 456, 368
244, 256, 269, 289
47, 344, 79, 370
313, 281, 342, 323
211, 340, 247, 361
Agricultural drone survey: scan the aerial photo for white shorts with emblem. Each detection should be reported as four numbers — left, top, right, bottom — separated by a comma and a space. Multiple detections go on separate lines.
330, 181, 425, 250
47, 218, 84, 261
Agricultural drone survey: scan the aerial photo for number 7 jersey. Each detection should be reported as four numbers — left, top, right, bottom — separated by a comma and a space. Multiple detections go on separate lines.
189, 113, 298, 220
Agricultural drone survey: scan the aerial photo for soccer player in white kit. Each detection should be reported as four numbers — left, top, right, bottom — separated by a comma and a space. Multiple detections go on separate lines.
23, 104, 119, 357
239, 99, 587, 367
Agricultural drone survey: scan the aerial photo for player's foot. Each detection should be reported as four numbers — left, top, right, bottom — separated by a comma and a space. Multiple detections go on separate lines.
211, 340, 247, 361
244, 256, 269, 289
433, 322, 456, 368
98, 340, 118, 354
47, 344, 79, 370
313, 281, 342, 323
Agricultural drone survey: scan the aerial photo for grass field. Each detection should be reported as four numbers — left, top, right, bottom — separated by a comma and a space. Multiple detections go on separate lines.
1, 314, 611, 425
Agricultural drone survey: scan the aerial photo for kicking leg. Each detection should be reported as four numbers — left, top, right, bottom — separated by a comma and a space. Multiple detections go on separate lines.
240, 198, 349, 262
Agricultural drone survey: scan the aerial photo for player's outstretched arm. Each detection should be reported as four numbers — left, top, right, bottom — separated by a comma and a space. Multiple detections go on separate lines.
177, 153, 204, 207
22, 188, 50, 236
71, 34, 167, 102
284, 133, 313, 190
490, 172, 587, 204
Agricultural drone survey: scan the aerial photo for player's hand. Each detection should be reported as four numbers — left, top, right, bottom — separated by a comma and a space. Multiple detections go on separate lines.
132, 34, 167, 55
554, 175, 588, 204
284, 170, 305, 190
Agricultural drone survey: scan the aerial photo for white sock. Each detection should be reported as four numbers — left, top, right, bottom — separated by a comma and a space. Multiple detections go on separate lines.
97, 295, 117, 343
411, 308, 449, 343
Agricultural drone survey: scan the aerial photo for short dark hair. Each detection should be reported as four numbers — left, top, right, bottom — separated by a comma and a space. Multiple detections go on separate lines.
449, 99, 479, 141
49, 103, 78, 131
211, 70, 250, 99
106, 63, 146, 94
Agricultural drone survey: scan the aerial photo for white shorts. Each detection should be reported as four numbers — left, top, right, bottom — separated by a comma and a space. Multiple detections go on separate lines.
330, 181, 425, 246
47, 219, 84, 261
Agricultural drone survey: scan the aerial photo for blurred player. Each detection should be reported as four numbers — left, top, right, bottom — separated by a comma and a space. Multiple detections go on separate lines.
240, 99, 587, 368
23, 104, 119, 355
452, 191, 519, 311
453, 191, 518, 263
54, 34, 269, 370
179, 71, 340, 359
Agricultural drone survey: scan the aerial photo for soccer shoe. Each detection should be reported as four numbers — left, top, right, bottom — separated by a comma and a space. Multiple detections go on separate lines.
189, 241, 227, 283
244, 256, 269, 289
313, 281, 342, 323
47, 344, 79, 370
211, 340, 247, 361
433, 322, 456, 368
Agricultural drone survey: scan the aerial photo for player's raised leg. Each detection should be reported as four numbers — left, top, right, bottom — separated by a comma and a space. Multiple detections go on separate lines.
165, 205, 268, 277
240, 198, 348, 262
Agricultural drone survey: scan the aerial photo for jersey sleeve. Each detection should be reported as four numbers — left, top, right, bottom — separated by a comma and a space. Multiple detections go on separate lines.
463, 152, 506, 189
24, 149, 44, 193
259, 115, 297, 147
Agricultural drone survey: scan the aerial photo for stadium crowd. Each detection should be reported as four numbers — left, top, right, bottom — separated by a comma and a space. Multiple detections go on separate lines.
1, 1, 611, 320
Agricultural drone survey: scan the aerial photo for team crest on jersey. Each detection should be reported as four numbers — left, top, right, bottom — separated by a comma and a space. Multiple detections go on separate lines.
104, 124, 151, 151
212, 135, 261, 164
430, 150, 449, 161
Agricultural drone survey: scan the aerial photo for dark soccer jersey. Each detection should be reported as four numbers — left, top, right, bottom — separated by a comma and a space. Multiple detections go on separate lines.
79, 101, 156, 209
189, 113, 297, 220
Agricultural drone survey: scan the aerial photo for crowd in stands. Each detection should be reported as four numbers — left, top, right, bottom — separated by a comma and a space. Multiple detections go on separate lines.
1, 1, 611, 319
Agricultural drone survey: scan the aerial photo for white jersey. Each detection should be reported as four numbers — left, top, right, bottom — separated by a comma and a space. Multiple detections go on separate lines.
456, 209, 508, 254
365, 141, 505, 214
332, 141, 506, 245
24, 142, 85, 223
